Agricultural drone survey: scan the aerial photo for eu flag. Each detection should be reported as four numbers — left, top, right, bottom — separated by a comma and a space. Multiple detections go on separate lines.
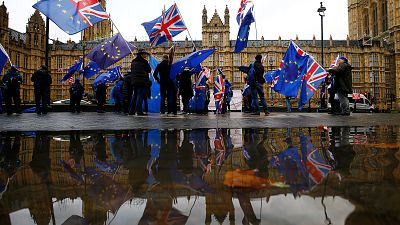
274, 41, 309, 97
234, 0, 255, 53
83, 61, 101, 79
61, 59, 83, 82
33, 0, 109, 35
93, 66, 121, 87
87, 34, 135, 69
0, 43, 10, 72
147, 56, 160, 113
170, 48, 215, 79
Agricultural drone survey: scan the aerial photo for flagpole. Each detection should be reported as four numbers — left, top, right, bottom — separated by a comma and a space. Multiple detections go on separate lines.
45, 17, 50, 68
109, 17, 136, 57
175, 3, 196, 49
252, 4, 259, 53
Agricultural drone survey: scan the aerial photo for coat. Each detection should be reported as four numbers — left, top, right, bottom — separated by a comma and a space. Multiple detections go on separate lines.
122, 74, 133, 98
153, 59, 172, 87
31, 69, 52, 91
329, 62, 353, 95
69, 82, 84, 98
2, 69, 22, 90
130, 55, 151, 88
177, 70, 193, 97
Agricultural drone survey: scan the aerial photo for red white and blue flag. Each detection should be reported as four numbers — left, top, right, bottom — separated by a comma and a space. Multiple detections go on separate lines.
298, 56, 328, 110
33, 0, 109, 35
142, 3, 187, 47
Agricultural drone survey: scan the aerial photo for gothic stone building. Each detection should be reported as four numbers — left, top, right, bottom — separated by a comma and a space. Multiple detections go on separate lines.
0, 0, 399, 110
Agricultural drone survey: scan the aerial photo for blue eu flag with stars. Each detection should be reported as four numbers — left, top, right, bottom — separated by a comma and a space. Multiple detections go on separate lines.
61, 59, 83, 82
87, 34, 135, 69
274, 41, 309, 97
93, 66, 121, 87
83, 61, 101, 79
147, 56, 160, 113
234, 0, 255, 53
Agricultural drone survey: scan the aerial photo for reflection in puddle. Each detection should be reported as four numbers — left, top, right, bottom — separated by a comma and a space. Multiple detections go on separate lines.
0, 127, 399, 225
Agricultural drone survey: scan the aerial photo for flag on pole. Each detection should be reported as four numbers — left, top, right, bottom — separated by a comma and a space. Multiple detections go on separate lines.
93, 66, 121, 87
61, 59, 83, 82
148, 56, 161, 113
298, 57, 328, 110
142, 3, 187, 47
0, 43, 10, 72
234, 0, 255, 53
33, 0, 109, 35
273, 41, 309, 97
170, 48, 215, 79
83, 61, 102, 79
87, 34, 135, 69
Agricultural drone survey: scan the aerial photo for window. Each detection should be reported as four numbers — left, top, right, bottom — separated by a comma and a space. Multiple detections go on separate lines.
369, 54, 379, 67
233, 71, 241, 83
16, 53, 20, 67
267, 53, 276, 70
219, 54, 224, 67
56, 56, 63, 71
351, 55, 360, 68
208, 55, 214, 67
233, 54, 241, 66
372, 3, 378, 36
353, 71, 361, 83
384, 56, 390, 71
382, 0, 388, 32
363, 9, 369, 36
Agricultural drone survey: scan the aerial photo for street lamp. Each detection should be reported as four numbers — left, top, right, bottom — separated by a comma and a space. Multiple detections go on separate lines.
318, 2, 326, 111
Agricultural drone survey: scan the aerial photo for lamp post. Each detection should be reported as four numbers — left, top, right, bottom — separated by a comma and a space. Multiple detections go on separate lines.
318, 2, 326, 111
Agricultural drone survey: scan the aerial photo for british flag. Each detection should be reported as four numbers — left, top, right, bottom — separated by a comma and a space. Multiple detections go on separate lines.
142, 3, 187, 47
33, 0, 109, 35
237, 0, 254, 25
298, 56, 327, 110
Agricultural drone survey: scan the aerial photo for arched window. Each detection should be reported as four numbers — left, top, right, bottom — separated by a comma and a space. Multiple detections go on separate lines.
372, 2, 378, 36
363, 8, 369, 36
382, 0, 388, 32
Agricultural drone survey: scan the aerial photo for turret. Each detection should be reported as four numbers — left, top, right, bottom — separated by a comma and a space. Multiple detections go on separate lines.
224, 5, 229, 27
202, 5, 208, 26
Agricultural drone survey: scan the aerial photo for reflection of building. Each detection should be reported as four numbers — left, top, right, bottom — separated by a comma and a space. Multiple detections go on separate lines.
1, 1, 399, 109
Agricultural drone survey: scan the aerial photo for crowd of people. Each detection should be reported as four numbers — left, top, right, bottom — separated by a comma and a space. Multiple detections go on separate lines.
0, 50, 353, 116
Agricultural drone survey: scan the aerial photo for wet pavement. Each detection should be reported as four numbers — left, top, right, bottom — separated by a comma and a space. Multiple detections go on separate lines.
0, 126, 399, 225
0, 112, 399, 131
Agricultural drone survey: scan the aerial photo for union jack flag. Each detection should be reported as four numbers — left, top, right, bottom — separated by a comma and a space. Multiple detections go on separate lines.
305, 147, 332, 185
214, 74, 225, 113
237, 0, 254, 25
214, 129, 226, 166
68, 76, 75, 84
33, 0, 109, 35
298, 56, 327, 110
142, 3, 187, 47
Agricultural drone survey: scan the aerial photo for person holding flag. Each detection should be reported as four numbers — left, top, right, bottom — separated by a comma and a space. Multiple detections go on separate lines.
2, 66, 22, 115
69, 78, 84, 113
248, 55, 269, 116
214, 68, 225, 114
177, 67, 193, 114
31, 65, 52, 115
130, 49, 151, 116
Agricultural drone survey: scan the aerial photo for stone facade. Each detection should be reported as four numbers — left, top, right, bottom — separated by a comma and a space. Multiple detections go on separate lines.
0, 1, 398, 110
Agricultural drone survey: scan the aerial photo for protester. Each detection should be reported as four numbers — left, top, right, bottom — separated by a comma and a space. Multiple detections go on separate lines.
31, 65, 52, 114
69, 78, 84, 113
2, 65, 22, 115
249, 55, 269, 116
177, 67, 193, 114
121, 72, 133, 114
112, 77, 124, 113
214, 68, 225, 114
153, 55, 175, 114
328, 56, 353, 116
130, 49, 151, 116
242, 77, 253, 113
95, 82, 107, 113
189, 67, 209, 114
223, 76, 233, 113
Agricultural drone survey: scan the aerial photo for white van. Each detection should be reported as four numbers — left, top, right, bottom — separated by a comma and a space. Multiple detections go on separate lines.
348, 93, 374, 112
327, 93, 374, 113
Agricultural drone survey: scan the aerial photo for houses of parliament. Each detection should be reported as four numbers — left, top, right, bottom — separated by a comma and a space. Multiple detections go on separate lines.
0, 0, 399, 110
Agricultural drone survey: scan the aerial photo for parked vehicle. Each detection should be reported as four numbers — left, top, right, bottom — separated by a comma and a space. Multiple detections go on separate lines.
328, 93, 374, 113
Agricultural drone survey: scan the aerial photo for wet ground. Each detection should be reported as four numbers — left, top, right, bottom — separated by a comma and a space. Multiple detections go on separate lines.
0, 126, 399, 225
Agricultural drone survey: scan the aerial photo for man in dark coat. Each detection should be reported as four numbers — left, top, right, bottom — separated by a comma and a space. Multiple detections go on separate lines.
69, 78, 84, 113
0, 74, 3, 114
177, 67, 193, 114
2, 65, 22, 115
328, 56, 353, 116
31, 65, 52, 114
95, 82, 107, 113
249, 55, 269, 115
130, 49, 151, 116
153, 55, 175, 114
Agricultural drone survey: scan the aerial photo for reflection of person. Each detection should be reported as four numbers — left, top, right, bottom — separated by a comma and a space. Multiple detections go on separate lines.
30, 132, 51, 180
237, 192, 261, 225
243, 129, 269, 177
328, 56, 353, 116
0, 135, 21, 178
330, 127, 355, 177
31, 65, 52, 114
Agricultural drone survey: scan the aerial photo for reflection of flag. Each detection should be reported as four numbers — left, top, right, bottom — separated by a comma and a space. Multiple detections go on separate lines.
148, 56, 160, 113
33, 0, 109, 35
299, 57, 327, 110
87, 34, 135, 69
147, 129, 161, 171
142, 3, 187, 47
93, 66, 121, 87
274, 41, 309, 97
299, 133, 332, 188
234, 0, 255, 53
61, 59, 83, 82
214, 129, 226, 166
83, 61, 101, 79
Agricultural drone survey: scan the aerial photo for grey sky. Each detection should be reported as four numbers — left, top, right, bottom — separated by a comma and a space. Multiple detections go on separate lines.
5, 0, 348, 42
